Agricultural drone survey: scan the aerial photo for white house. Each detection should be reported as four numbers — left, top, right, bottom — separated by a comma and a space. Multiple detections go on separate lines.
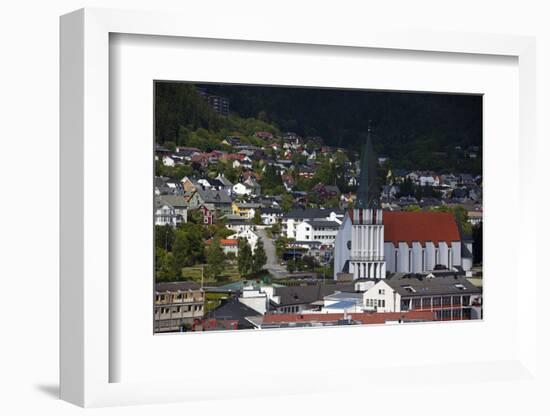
281, 208, 343, 239
232, 156, 253, 169
158, 195, 188, 224
162, 155, 176, 167
361, 274, 483, 320
261, 208, 283, 225
295, 220, 340, 246
238, 285, 268, 315
361, 280, 396, 313
232, 182, 258, 196
419, 175, 440, 187
155, 203, 178, 227
228, 228, 259, 252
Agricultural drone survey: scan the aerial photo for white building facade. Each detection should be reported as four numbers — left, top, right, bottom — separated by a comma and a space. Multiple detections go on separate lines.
334, 208, 386, 279
295, 220, 340, 246
334, 210, 471, 280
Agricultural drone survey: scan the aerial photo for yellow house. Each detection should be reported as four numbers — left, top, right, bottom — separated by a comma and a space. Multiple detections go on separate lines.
232, 202, 261, 219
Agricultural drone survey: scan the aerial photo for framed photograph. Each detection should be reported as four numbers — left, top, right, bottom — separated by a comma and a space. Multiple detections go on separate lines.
60, 8, 538, 408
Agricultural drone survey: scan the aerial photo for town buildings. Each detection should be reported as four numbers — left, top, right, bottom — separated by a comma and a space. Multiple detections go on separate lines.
154, 107, 482, 333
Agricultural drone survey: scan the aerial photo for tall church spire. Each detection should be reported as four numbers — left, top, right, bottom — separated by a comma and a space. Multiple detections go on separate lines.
356, 123, 379, 209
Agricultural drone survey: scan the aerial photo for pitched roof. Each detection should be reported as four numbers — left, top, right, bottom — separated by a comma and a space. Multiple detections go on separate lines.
195, 188, 232, 204
273, 282, 355, 306
284, 207, 342, 220
304, 220, 341, 228
155, 281, 201, 293
383, 273, 481, 297
158, 195, 188, 208
383, 211, 460, 245
206, 298, 261, 329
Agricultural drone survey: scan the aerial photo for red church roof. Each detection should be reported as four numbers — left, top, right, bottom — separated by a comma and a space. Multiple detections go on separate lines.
383, 211, 461, 246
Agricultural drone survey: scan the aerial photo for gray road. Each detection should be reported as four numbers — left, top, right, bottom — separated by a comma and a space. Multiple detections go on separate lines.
255, 227, 288, 278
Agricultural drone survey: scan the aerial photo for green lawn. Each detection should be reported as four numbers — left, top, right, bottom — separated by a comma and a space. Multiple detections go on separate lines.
181, 262, 242, 285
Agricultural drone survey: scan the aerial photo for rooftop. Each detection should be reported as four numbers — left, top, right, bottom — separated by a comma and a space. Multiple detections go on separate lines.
262, 310, 436, 325
348, 211, 462, 245
303, 220, 341, 228
273, 282, 355, 306
384, 273, 482, 297
156, 281, 201, 293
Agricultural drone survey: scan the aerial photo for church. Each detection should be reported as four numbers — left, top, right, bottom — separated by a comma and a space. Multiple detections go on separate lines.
333, 132, 473, 280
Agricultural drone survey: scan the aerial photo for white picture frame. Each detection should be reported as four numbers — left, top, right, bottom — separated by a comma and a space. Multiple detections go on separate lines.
60, 7, 538, 408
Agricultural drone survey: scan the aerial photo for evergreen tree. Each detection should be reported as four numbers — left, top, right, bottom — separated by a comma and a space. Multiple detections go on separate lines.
252, 240, 267, 273
155, 225, 175, 251
155, 248, 179, 281
253, 209, 262, 225
173, 224, 205, 270
281, 193, 294, 212
205, 237, 226, 280
260, 164, 283, 194
237, 239, 253, 275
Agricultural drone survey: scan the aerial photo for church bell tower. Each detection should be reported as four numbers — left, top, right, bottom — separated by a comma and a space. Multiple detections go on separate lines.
349, 126, 386, 279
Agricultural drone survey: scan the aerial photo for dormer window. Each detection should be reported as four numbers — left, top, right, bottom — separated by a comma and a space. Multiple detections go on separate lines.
402, 285, 416, 293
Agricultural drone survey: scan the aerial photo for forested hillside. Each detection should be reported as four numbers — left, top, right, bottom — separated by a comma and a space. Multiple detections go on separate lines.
155, 82, 482, 174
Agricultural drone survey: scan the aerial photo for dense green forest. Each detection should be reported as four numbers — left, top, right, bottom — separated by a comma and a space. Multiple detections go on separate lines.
155, 82, 482, 174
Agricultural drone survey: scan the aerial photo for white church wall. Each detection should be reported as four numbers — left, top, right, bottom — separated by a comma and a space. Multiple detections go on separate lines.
384, 242, 396, 272
437, 241, 449, 268
425, 242, 436, 271
411, 242, 423, 273
397, 242, 409, 272
333, 217, 352, 279
451, 241, 461, 267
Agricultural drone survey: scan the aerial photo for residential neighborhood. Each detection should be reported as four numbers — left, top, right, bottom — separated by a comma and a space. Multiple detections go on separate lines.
154, 82, 483, 333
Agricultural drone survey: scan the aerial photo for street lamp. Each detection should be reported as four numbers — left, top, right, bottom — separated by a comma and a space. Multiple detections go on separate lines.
185, 265, 204, 289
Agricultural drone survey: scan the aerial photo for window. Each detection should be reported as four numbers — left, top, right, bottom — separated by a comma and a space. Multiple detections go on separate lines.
433, 297, 441, 307
412, 298, 421, 310
379, 289, 385, 295
442, 296, 452, 306
422, 297, 432, 309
